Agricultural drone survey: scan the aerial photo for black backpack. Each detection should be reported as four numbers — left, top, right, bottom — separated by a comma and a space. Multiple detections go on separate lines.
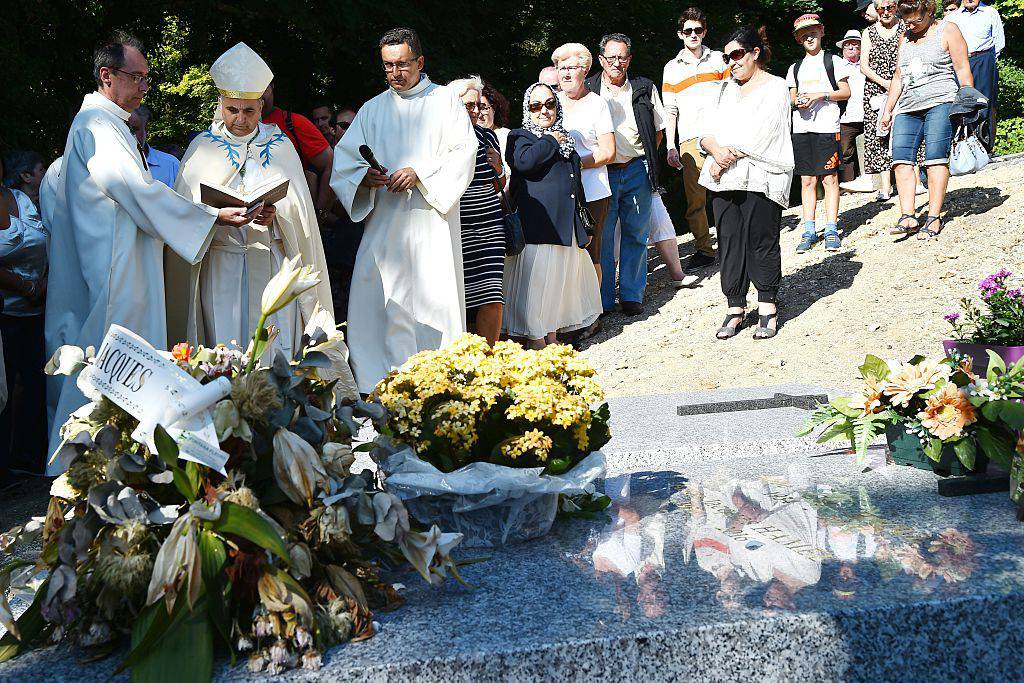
792, 52, 848, 117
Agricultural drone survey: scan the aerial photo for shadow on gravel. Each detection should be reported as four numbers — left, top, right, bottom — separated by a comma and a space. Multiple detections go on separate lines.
777, 252, 863, 329
939, 185, 1007, 222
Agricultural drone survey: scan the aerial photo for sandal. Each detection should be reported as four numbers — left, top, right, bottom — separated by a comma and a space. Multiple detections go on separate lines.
716, 312, 745, 340
916, 215, 943, 240
753, 312, 778, 340
889, 214, 919, 235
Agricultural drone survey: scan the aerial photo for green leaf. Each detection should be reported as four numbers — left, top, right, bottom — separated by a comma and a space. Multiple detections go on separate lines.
829, 396, 861, 418
198, 530, 226, 581
186, 462, 203, 495
923, 437, 943, 463
994, 400, 1024, 429
952, 438, 977, 470
198, 531, 232, 659
976, 425, 1015, 468
154, 425, 179, 467
908, 355, 926, 366
352, 442, 376, 453
172, 467, 197, 503
208, 501, 290, 564
815, 421, 853, 445
987, 350, 1007, 383
129, 596, 213, 683
0, 578, 50, 663
859, 354, 891, 381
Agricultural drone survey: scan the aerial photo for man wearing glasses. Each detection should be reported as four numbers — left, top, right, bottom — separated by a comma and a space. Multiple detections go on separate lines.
331, 106, 358, 141
330, 27, 476, 394
662, 7, 727, 276
45, 30, 250, 470
585, 33, 666, 316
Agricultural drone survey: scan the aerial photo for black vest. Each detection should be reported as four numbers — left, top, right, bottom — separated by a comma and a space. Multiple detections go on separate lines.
585, 73, 663, 193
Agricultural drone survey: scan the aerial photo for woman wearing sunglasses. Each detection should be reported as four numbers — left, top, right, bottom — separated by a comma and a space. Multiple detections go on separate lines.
501, 83, 602, 349
697, 26, 794, 340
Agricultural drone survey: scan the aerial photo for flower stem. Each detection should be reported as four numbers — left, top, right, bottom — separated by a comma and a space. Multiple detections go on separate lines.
245, 312, 269, 374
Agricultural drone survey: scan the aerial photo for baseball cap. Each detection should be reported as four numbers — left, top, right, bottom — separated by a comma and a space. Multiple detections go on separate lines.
793, 13, 824, 32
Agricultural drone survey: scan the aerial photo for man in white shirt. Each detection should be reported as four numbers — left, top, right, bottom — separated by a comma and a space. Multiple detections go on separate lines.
835, 30, 873, 192
946, 0, 1005, 147
787, 14, 851, 254
127, 105, 180, 188
662, 6, 727, 273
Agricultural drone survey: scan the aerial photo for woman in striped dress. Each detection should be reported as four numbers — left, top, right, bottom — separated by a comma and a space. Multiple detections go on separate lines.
449, 76, 506, 345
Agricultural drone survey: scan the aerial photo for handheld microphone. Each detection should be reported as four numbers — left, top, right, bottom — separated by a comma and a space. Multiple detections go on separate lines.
359, 145, 387, 174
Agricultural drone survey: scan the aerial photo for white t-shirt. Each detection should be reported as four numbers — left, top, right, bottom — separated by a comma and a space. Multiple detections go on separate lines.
786, 53, 849, 134
559, 91, 614, 201
840, 59, 865, 124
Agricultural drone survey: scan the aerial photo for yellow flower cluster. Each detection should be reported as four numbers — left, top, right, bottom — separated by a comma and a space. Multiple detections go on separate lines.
372, 335, 605, 466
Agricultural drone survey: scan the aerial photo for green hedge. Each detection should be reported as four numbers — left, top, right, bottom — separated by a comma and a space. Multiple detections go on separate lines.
995, 117, 1024, 156
999, 60, 1024, 120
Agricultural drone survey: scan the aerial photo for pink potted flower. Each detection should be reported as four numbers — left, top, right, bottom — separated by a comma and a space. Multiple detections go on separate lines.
943, 269, 1024, 375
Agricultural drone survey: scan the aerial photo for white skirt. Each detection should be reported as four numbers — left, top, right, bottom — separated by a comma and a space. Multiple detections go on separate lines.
501, 236, 602, 340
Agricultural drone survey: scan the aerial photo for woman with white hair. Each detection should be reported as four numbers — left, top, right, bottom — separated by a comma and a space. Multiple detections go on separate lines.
553, 43, 615, 290
448, 76, 506, 345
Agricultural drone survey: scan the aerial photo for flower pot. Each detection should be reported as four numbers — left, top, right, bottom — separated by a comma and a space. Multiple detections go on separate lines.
378, 446, 606, 548
884, 424, 988, 477
942, 340, 1024, 376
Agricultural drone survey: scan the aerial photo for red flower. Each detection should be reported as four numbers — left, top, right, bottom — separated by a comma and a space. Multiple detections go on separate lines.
171, 342, 194, 363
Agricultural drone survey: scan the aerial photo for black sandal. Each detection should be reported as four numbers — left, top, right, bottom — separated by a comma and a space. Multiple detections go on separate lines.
916, 215, 943, 239
753, 312, 778, 340
889, 214, 919, 235
716, 312, 745, 339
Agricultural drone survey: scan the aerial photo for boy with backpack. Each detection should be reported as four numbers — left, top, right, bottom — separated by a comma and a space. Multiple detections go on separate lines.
787, 14, 852, 253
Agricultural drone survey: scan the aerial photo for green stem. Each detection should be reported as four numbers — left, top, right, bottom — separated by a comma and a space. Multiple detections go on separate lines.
244, 312, 269, 374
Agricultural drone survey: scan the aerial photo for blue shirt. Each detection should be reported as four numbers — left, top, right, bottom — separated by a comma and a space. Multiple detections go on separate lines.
947, 4, 1005, 55
145, 145, 181, 188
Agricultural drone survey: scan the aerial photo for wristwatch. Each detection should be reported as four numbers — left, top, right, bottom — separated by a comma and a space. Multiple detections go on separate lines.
824, 94, 831, 103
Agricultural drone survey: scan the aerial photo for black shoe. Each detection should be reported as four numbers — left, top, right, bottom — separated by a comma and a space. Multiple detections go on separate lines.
685, 252, 717, 274
621, 301, 644, 316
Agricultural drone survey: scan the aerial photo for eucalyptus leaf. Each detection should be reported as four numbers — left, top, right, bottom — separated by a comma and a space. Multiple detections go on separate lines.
298, 350, 331, 368
305, 404, 331, 422
292, 416, 324, 444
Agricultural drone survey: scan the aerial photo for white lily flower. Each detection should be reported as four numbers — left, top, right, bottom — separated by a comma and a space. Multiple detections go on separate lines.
272, 429, 328, 507
44, 345, 88, 376
260, 255, 320, 318
321, 442, 355, 480
371, 492, 410, 543
0, 573, 18, 639
146, 513, 201, 613
397, 525, 463, 585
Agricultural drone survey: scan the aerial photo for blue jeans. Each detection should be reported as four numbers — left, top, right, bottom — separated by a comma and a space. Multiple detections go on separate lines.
601, 158, 653, 309
891, 102, 954, 166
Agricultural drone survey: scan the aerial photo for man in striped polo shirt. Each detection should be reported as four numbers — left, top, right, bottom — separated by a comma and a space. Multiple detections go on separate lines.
662, 7, 728, 274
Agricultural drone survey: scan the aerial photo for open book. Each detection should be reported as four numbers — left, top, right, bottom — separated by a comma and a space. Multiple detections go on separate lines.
200, 176, 290, 216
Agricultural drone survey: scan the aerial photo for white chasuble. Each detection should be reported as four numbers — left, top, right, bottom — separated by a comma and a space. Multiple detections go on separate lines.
44, 92, 220, 473
330, 75, 476, 394
168, 120, 333, 357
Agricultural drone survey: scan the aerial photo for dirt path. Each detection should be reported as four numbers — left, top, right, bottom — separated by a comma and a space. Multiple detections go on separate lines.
582, 159, 1024, 398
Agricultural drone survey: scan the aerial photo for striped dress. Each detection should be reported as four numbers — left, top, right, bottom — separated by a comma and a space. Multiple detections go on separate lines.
460, 126, 506, 309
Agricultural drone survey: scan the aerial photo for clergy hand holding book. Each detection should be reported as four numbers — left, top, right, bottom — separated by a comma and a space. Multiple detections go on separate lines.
202, 175, 290, 227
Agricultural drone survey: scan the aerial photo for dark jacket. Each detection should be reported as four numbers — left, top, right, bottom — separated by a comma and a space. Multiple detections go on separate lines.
585, 72, 662, 192
506, 128, 588, 248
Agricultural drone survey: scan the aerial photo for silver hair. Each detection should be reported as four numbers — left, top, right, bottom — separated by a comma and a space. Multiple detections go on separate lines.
447, 75, 484, 99
551, 42, 593, 70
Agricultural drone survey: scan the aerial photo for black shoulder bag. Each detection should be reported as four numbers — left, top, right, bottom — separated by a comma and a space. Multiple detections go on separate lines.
486, 135, 526, 256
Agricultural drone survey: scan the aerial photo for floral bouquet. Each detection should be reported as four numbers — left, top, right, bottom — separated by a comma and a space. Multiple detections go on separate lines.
945, 269, 1024, 346
0, 258, 462, 680
369, 336, 611, 546
798, 352, 1024, 470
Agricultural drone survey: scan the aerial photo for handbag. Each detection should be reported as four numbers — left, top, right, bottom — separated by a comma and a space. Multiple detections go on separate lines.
498, 185, 526, 256
949, 123, 990, 177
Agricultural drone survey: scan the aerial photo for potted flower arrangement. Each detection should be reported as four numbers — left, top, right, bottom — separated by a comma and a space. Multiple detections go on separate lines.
0, 259, 463, 681
369, 335, 611, 547
798, 352, 1024, 476
943, 269, 1024, 375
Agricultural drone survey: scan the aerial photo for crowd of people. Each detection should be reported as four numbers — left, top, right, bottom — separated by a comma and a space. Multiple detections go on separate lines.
0, 0, 1007, 485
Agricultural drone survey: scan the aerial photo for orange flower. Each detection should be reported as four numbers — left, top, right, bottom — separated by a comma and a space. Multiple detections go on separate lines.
855, 378, 886, 416
171, 342, 194, 363
883, 359, 950, 407
917, 384, 977, 440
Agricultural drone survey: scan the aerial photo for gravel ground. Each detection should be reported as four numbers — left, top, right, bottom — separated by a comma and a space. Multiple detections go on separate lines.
580, 158, 1024, 398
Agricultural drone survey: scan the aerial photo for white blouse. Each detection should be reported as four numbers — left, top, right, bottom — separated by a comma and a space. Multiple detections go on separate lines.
698, 75, 794, 208
0, 189, 49, 316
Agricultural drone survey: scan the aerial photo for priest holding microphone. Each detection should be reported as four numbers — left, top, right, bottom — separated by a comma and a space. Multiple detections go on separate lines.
331, 27, 477, 394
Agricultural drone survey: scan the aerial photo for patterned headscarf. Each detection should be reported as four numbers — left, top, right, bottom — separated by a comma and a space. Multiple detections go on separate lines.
521, 82, 576, 159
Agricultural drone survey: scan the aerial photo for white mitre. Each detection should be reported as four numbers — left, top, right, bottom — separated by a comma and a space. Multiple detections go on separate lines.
210, 42, 274, 99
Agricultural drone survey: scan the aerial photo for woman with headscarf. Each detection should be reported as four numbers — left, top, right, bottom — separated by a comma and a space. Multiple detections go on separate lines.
502, 83, 602, 349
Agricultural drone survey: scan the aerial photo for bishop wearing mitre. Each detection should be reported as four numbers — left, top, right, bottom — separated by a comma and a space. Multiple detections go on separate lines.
331, 27, 476, 394
45, 31, 251, 471
169, 43, 333, 357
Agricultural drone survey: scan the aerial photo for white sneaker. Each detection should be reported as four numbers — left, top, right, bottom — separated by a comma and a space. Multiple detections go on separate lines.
915, 184, 928, 195
841, 177, 875, 192
672, 274, 701, 289
876, 190, 890, 202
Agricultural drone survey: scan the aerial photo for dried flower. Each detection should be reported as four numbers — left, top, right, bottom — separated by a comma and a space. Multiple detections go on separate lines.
288, 542, 313, 580
918, 384, 977, 440
397, 525, 463, 586
294, 626, 313, 649
258, 570, 313, 628
146, 513, 201, 613
272, 429, 328, 507
301, 649, 323, 670
231, 370, 282, 423
248, 652, 268, 672
261, 255, 321, 317
236, 635, 254, 652
225, 486, 260, 510
93, 520, 155, 602
65, 449, 109, 497
321, 442, 355, 480
213, 399, 253, 442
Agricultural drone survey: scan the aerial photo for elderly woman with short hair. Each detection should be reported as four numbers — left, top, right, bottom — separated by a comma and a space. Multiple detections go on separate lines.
503, 83, 602, 349
552, 42, 615, 285
448, 76, 507, 346
3, 151, 45, 210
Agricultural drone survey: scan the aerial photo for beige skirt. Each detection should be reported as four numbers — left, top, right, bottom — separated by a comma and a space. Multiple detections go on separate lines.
501, 234, 602, 340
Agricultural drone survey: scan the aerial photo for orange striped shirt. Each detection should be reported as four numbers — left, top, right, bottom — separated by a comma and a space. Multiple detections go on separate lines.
662, 47, 730, 143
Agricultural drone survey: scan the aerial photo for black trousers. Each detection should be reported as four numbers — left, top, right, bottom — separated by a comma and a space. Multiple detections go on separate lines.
0, 313, 47, 475
839, 122, 863, 183
712, 191, 782, 308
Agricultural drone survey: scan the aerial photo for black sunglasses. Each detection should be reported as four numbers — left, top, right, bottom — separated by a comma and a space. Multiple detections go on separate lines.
726, 48, 750, 62
333, 121, 351, 130
681, 27, 706, 36
527, 98, 557, 113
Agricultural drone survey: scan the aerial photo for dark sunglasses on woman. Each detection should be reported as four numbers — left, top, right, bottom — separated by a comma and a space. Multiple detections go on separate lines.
527, 98, 557, 113
726, 48, 749, 62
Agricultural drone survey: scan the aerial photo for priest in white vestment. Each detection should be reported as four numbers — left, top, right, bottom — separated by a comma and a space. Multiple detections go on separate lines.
168, 43, 333, 357
45, 32, 250, 472
330, 28, 476, 394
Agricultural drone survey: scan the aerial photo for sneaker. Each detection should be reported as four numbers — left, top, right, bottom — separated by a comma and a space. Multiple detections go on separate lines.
876, 190, 891, 202
824, 231, 842, 251
796, 232, 819, 253
915, 184, 928, 195
684, 251, 717, 273
672, 274, 701, 289
840, 177, 875, 193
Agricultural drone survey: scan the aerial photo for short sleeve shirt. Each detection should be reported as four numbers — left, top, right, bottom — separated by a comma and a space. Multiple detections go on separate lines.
601, 78, 666, 164
262, 108, 329, 166
559, 92, 614, 201
786, 53, 848, 134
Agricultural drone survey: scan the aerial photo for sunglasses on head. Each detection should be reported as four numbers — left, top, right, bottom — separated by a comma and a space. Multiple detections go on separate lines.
726, 48, 750, 62
681, 26, 706, 36
528, 98, 557, 113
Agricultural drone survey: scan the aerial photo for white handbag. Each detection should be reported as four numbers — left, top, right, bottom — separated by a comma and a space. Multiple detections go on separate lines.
949, 126, 990, 176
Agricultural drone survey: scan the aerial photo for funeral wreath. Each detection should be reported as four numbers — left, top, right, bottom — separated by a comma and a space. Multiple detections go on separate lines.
0, 257, 463, 680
